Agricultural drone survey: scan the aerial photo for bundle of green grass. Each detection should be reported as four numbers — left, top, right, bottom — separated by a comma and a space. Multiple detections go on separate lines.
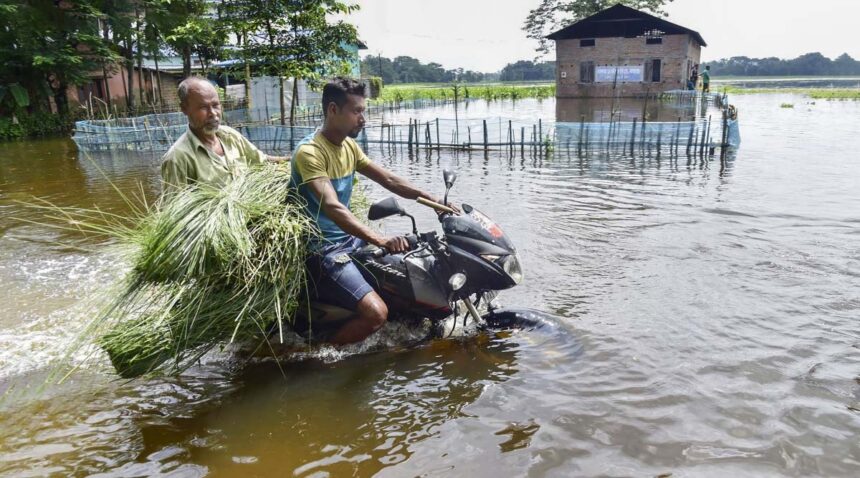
80, 165, 318, 378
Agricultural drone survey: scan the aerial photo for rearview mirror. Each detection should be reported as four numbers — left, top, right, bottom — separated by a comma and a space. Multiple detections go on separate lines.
368, 197, 405, 221
443, 169, 457, 189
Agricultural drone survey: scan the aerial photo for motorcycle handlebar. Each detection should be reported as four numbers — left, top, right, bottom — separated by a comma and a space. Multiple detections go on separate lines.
416, 197, 457, 214
371, 234, 419, 258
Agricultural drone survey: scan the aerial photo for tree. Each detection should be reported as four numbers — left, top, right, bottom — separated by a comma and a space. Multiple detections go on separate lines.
523, 0, 674, 56
0, 1, 119, 115
500, 60, 555, 81
155, 0, 218, 78
832, 53, 860, 76
360, 54, 487, 84
706, 53, 860, 76
224, 0, 360, 125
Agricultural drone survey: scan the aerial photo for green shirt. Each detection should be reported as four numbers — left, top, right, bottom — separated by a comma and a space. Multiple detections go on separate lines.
160, 125, 267, 197
290, 132, 372, 245
702, 70, 710, 83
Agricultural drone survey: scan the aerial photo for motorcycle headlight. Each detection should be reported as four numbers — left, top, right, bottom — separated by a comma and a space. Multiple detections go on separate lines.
448, 272, 467, 291
480, 253, 523, 285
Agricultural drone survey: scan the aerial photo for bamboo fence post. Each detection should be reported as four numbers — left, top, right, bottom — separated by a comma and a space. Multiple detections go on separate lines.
686, 122, 695, 156
640, 116, 646, 153
483, 119, 488, 151
538, 119, 543, 145
578, 115, 585, 154
407, 118, 413, 151
703, 115, 712, 157
630, 118, 637, 156
520, 126, 525, 155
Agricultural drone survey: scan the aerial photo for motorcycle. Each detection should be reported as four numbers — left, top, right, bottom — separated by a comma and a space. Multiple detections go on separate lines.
293, 169, 550, 341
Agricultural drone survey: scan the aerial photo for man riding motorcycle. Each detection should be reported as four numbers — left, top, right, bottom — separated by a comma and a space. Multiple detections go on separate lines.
290, 77, 457, 345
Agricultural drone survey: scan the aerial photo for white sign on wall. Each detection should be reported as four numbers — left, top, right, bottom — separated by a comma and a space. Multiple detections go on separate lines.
595, 66, 643, 83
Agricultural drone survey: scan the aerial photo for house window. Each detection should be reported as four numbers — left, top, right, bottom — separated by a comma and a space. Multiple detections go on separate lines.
580, 61, 595, 83
646, 37, 663, 45
579, 39, 595, 47
644, 59, 662, 82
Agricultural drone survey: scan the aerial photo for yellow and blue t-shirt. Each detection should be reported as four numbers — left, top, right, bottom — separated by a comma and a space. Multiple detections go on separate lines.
290, 131, 371, 247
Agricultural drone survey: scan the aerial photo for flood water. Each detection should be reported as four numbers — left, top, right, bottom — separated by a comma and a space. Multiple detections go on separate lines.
1, 94, 859, 477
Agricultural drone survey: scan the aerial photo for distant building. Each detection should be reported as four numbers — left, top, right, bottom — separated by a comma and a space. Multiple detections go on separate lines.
344, 40, 368, 78
69, 65, 181, 111
547, 4, 706, 98
68, 37, 366, 113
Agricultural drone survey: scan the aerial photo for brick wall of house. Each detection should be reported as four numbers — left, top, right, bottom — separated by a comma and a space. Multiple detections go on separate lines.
68, 67, 181, 109
555, 34, 702, 98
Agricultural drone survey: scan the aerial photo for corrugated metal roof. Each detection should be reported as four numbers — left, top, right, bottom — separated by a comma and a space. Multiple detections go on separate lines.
546, 4, 707, 47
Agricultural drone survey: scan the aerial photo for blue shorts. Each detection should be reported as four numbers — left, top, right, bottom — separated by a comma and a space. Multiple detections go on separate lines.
305, 236, 375, 311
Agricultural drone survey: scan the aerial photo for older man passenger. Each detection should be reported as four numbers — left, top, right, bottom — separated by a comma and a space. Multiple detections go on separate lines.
161, 77, 287, 196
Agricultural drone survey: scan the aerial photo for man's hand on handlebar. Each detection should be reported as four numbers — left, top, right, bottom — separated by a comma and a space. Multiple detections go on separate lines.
429, 196, 461, 214
380, 236, 410, 253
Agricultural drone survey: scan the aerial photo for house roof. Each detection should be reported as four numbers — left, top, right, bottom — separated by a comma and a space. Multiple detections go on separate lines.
546, 4, 706, 47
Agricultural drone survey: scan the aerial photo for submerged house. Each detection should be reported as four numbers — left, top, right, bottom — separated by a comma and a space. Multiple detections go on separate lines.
547, 4, 706, 98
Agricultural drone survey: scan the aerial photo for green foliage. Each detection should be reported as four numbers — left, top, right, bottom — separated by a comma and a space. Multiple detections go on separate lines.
222, 0, 359, 83
809, 89, 860, 100
721, 85, 860, 100
0, 111, 75, 141
360, 55, 490, 84
523, 0, 673, 56
708, 53, 860, 76
368, 76, 383, 98
0, 83, 30, 109
221, 0, 360, 125
499, 60, 556, 82
0, 0, 120, 115
156, 0, 227, 75
1, 0, 362, 122
374, 83, 555, 104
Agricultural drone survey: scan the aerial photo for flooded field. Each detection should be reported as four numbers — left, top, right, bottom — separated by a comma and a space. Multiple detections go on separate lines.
1, 93, 858, 476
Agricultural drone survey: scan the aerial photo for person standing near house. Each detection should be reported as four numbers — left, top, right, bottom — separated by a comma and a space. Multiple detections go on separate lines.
161, 77, 288, 197
688, 64, 699, 91
701, 65, 711, 93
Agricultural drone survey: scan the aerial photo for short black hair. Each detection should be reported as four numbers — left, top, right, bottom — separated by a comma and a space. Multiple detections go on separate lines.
321, 77, 367, 116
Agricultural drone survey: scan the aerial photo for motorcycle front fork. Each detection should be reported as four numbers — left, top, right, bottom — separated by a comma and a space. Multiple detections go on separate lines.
451, 291, 497, 328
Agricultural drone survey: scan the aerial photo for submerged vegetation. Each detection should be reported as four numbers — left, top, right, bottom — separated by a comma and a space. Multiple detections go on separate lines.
807, 89, 860, 100
720, 85, 860, 100
374, 83, 555, 103
44, 166, 319, 378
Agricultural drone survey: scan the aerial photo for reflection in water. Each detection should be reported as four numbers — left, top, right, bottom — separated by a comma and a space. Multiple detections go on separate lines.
0, 336, 524, 477
555, 97, 703, 122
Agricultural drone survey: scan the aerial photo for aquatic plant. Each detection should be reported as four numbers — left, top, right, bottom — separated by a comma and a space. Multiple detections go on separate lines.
373, 83, 555, 104
721, 85, 860, 100
808, 89, 860, 100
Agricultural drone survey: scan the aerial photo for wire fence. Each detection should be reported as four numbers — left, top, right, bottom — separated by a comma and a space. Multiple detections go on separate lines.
72, 92, 740, 158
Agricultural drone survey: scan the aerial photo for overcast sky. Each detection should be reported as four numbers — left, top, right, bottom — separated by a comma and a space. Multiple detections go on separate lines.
351, 0, 860, 72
